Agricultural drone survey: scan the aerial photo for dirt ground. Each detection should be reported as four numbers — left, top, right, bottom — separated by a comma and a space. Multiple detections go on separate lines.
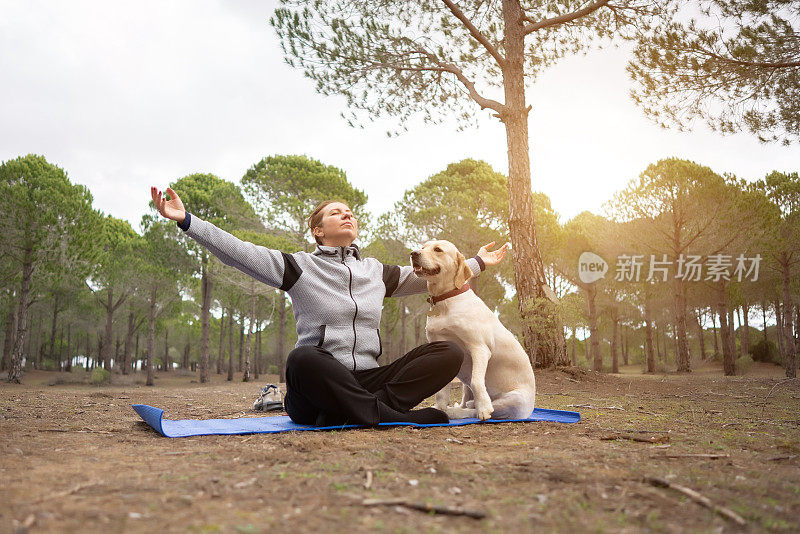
2, 361, 799, 533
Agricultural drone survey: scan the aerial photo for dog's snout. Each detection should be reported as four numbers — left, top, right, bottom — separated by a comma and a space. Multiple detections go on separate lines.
411, 250, 421, 261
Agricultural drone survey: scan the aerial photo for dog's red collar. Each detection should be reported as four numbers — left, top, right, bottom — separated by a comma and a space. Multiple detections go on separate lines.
427, 283, 470, 306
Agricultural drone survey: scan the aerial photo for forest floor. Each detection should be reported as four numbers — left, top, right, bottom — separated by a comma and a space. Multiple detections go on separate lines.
1, 360, 798, 533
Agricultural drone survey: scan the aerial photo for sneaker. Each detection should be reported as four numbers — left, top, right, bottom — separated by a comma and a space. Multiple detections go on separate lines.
253, 384, 283, 412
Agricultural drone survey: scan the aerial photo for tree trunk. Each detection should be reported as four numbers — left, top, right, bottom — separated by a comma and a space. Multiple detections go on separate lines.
24, 311, 34, 368
57, 326, 64, 371
795, 307, 800, 368
217, 307, 226, 375
96, 335, 102, 370
237, 313, 245, 373
761, 301, 768, 343
135, 332, 140, 373
199, 259, 212, 383
33, 311, 43, 370
741, 303, 750, 357
671, 275, 690, 372
243, 291, 256, 383
585, 286, 601, 372
655, 324, 662, 363
611, 310, 619, 374
501, 0, 564, 368
227, 312, 235, 382
570, 327, 576, 366
65, 322, 73, 372
671, 323, 679, 364
644, 298, 655, 374
183, 341, 190, 370
728, 308, 738, 359
780, 258, 796, 378
256, 326, 263, 378
102, 288, 114, 370
146, 286, 157, 386
162, 326, 169, 372
776, 299, 784, 358
8, 247, 34, 383
122, 311, 133, 375
711, 312, 719, 356
717, 283, 736, 376
697, 310, 706, 361
278, 292, 287, 383
49, 293, 59, 366
254, 321, 260, 380
238, 315, 244, 373
620, 327, 627, 366
2, 298, 16, 372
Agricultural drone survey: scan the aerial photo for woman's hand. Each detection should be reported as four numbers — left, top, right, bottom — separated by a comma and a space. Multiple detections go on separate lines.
151, 186, 186, 223
477, 241, 510, 267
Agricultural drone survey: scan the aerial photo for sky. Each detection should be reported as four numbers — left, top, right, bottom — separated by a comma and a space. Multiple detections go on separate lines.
1, 0, 798, 235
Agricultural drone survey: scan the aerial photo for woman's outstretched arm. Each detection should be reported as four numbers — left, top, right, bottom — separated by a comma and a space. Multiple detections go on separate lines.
151, 186, 302, 291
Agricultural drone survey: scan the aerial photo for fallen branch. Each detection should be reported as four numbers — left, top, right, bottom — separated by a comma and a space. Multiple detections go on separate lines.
596, 425, 670, 434
767, 454, 797, 462
651, 453, 729, 459
601, 434, 670, 444
567, 404, 625, 410
38, 428, 113, 434
32, 481, 102, 504
761, 378, 800, 418
362, 498, 485, 519
645, 477, 746, 526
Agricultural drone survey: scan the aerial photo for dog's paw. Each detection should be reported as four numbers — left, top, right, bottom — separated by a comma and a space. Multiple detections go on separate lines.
476, 402, 494, 421
445, 406, 475, 420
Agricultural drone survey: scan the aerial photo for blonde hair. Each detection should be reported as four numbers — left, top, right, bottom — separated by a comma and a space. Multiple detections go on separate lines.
307, 199, 351, 245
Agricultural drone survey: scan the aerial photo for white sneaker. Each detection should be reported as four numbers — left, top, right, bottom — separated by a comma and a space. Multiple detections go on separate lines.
253, 384, 283, 412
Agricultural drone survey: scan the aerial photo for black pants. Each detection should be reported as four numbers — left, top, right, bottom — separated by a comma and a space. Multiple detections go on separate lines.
284, 341, 464, 427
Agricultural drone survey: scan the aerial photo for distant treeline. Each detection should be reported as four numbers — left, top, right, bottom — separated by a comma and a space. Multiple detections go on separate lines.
1, 154, 798, 383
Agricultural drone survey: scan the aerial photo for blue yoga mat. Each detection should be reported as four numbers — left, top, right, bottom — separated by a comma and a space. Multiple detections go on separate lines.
132, 404, 581, 438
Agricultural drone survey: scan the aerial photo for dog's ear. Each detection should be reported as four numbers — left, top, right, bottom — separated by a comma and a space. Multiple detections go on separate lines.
453, 251, 473, 289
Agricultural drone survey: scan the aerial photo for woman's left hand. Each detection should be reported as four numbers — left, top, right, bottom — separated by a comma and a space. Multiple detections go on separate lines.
477, 241, 510, 267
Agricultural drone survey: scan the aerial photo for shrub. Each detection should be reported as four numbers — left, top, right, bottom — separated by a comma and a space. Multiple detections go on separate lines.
90, 367, 111, 385
736, 355, 754, 375
751, 339, 779, 364
268, 364, 279, 375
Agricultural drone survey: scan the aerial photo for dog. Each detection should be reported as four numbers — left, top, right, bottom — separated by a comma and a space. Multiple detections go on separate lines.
410, 240, 536, 421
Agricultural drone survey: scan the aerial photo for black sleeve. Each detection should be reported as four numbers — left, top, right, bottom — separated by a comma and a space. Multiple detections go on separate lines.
382, 264, 401, 298
177, 212, 191, 231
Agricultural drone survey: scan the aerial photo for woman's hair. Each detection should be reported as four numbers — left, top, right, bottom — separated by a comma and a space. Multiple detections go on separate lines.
307, 199, 351, 246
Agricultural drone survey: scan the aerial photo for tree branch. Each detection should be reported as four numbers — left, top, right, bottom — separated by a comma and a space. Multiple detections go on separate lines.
365, 53, 506, 114
706, 50, 800, 70
523, 0, 612, 34
441, 0, 506, 67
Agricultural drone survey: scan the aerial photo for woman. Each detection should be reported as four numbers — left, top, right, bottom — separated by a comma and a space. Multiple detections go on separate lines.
151, 186, 508, 427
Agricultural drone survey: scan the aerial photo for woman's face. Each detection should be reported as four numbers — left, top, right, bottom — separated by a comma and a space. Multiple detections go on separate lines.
314, 202, 358, 247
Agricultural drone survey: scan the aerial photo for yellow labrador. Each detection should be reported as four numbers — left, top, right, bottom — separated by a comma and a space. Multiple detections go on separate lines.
411, 240, 536, 421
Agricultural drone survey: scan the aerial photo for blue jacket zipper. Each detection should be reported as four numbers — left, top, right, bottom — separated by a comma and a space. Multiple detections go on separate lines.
342, 247, 358, 370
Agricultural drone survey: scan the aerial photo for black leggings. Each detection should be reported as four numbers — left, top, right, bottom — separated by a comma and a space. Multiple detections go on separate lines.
284, 341, 464, 426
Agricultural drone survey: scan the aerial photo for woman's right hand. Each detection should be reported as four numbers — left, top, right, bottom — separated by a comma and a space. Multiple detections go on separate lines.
151, 186, 186, 223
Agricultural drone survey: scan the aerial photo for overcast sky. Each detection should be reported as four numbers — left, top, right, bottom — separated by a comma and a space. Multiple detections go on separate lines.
1, 0, 798, 236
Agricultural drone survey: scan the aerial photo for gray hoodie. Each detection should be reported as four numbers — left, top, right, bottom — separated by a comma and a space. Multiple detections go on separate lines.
178, 212, 485, 371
